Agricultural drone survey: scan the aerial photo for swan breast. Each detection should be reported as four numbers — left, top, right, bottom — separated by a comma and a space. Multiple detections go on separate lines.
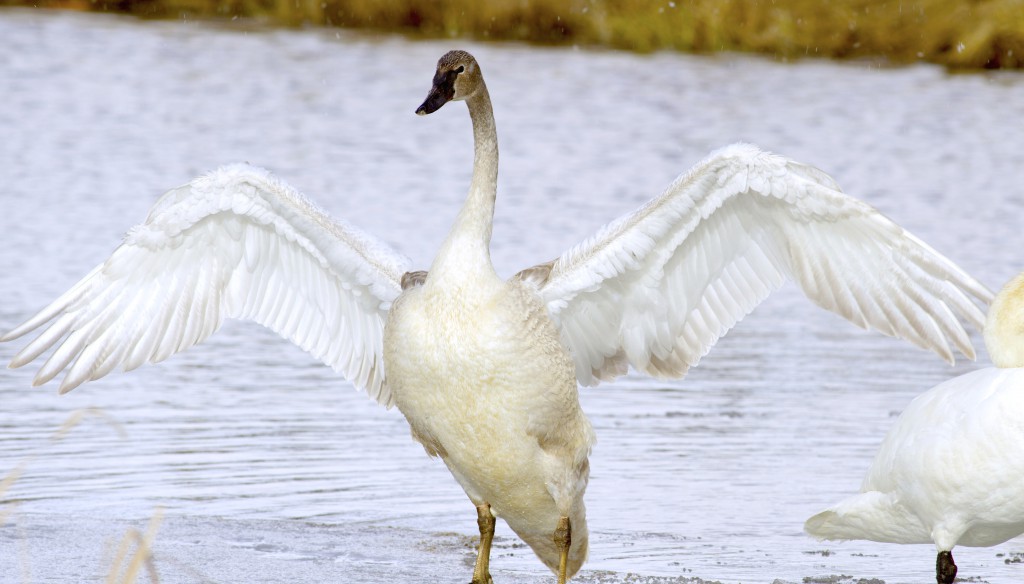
383, 278, 593, 475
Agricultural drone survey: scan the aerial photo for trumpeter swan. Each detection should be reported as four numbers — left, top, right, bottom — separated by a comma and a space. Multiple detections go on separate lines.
1, 50, 994, 582
805, 272, 1024, 584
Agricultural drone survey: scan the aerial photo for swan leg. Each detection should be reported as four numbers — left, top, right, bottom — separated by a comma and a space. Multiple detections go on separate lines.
471, 503, 495, 584
936, 550, 957, 584
554, 515, 571, 584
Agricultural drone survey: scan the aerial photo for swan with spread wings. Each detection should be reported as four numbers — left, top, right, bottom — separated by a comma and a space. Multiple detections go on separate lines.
2, 50, 992, 583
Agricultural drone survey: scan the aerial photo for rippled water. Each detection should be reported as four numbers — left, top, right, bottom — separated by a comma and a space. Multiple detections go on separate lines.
1, 8, 1023, 584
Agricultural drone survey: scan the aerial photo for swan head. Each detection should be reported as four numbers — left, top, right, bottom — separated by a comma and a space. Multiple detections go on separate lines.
416, 50, 482, 116
984, 271, 1024, 368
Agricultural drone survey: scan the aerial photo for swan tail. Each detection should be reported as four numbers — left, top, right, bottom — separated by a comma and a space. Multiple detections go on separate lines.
805, 491, 931, 545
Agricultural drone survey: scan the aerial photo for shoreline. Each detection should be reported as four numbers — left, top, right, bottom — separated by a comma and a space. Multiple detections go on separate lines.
3, 0, 1023, 70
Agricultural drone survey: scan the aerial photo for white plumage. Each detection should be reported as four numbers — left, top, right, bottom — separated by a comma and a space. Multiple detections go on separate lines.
805, 272, 1024, 583
4, 165, 409, 404
536, 144, 990, 384
1, 50, 993, 582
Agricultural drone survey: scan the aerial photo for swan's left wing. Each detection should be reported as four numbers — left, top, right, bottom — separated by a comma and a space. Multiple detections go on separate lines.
517, 143, 993, 386
2, 165, 411, 405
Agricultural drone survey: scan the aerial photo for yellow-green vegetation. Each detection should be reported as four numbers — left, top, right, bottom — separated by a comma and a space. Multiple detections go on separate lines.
4, 0, 1024, 69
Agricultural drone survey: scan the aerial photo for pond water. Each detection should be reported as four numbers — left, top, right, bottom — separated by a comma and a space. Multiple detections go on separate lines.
1, 8, 1023, 584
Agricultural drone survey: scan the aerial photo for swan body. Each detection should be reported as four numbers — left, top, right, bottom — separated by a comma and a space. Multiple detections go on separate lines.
1, 50, 995, 581
386, 273, 593, 574
805, 273, 1024, 583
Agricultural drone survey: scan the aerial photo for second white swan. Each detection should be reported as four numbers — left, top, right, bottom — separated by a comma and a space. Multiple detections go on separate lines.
1, 50, 993, 582
805, 272, 1024, 584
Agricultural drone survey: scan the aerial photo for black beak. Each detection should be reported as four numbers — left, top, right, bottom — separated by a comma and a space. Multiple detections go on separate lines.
416, 86, 450, 116
415, 69, 459, 116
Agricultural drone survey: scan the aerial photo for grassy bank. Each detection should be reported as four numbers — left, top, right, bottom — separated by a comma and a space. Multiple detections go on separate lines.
7, 0, 1024, 69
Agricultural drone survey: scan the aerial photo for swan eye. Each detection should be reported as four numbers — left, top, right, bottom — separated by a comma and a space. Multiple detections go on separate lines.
455, 65, 465, 74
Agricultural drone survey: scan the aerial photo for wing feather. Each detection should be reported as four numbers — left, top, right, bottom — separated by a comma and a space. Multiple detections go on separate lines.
524, 143, 993, 386
2, 164, 410, 405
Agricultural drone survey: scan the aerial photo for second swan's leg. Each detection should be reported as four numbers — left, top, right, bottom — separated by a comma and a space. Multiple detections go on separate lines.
936, 550, 957, 584
471, 503, 495, 584
554, 516, 571, 584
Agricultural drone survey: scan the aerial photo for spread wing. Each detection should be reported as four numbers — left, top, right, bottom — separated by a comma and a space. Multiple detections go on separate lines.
518, 143, 993, 386
2, 164, 410, 405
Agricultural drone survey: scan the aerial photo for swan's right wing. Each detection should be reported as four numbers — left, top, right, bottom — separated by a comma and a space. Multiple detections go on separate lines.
519, 143, 992, 386
2, 165, 410, 406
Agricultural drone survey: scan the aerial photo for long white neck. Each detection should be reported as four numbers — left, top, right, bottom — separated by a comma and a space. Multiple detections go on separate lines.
430, 83, 499, 283
984, 272, 1024, 368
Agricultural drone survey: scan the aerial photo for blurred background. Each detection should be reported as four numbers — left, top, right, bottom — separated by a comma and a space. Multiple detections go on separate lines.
3, 0, 1024, 69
